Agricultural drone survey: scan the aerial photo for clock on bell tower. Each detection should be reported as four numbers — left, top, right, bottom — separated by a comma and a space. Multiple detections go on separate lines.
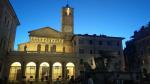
61, 4, 74, 34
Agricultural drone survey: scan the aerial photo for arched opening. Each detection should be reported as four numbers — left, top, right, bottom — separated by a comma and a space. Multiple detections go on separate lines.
25, 62, 36, 81
9, 62, 21, 81
37, 44, 41, 52
39, 62, 49, 81
52, 62, 62, 80
51, 45, 56, 53
66, 62, 75, 79
45, 45, 49, 52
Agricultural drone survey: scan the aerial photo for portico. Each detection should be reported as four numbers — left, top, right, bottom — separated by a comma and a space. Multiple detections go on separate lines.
7, 51, 79, 82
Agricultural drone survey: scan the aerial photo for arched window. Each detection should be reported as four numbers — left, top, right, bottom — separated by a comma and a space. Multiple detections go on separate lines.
52, 62, 62, 80
63, 47, 65, 53
24, 45, 27, 51
39, 62, 49, 81
37, 44, 41, 52
9, 62, 21, 81
45, 45, 49, 52
66, 62, 75, 79
51, 45, 56, 53
25, 62, 36, 81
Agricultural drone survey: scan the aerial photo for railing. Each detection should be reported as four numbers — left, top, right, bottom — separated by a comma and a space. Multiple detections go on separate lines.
8, 51, 75, 57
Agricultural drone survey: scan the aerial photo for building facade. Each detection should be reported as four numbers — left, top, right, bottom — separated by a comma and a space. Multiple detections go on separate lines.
124, 22, 150, 76
3, 2, 125, 83
0, 0, 20, 79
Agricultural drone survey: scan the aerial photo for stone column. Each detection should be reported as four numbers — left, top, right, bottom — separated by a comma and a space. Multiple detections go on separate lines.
74, 63, 78, 77
21, 61, 26, 83
49, 62, 53, 83
21, 61, 26, 78
35, 62, 39, 81
5, 63, 11, 79
3, 62, 10, 84
62, 62, 66, 81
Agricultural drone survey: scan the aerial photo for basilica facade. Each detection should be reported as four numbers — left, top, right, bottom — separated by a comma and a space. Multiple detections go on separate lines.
2, 2, 125, 83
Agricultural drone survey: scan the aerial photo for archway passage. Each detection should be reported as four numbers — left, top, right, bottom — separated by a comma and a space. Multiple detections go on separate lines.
52, 62, 62, 80
25, 62, 36, 81
66, 62, 75, 79
39, 62, 49, 81
9, 62, 21, 81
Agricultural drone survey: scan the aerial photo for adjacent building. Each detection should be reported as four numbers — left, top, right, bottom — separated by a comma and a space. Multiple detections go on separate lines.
0, 0, 20, 79
124, 22, 150, 75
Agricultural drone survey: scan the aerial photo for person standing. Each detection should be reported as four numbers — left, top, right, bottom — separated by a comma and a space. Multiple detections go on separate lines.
54, 78, 61, 84
88, 75, 94, 84
69, 76, 75, 84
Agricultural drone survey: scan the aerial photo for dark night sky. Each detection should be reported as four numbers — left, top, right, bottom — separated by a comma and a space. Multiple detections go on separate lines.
10, 0, 150, 49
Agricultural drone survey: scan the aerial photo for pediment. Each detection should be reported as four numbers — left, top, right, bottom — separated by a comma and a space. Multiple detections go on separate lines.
28, 27, 62, 38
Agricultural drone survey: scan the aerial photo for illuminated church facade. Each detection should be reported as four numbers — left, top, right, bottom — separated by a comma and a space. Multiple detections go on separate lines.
3, 3, 125, 83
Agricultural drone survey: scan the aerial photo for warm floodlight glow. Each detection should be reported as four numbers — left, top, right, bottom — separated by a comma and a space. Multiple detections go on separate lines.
52, 62, 62, 80
26, 62, 36, 66
9, 62, 21, 81
66, 62, 74, 66
66, 8, 71, 15
40, 62, 49, 67
66, 62, 75, 79
39, 62, 49, 81
25, 62, 36, 80
53, 62, 62, 66
11, 62, 21, 66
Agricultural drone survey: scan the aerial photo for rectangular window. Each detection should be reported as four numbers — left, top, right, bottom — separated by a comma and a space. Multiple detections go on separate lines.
99, 41, 103, 45
98, 50, 104, 54
4, 16, 7, 24
74, 41, 76, 45
7, 20, 9, 27
107, 41, 112, 46
89, 40, 93, 45
118, 51, 121, 55
79, 39, 84, 44
79, 49, 84, 54
90, 50, 93, 54
117, 41, 120, 46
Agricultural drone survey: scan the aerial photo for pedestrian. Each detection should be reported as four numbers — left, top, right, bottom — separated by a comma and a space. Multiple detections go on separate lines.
54, 78, 61, 84
88, 75, 94, 84
69, 75, 75, 84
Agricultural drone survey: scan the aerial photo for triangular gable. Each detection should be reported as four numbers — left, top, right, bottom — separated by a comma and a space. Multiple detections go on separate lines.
28, 27, 62, 38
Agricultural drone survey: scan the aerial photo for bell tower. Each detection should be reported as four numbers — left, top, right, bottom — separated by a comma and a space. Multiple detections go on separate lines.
61, 3, 74, 34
